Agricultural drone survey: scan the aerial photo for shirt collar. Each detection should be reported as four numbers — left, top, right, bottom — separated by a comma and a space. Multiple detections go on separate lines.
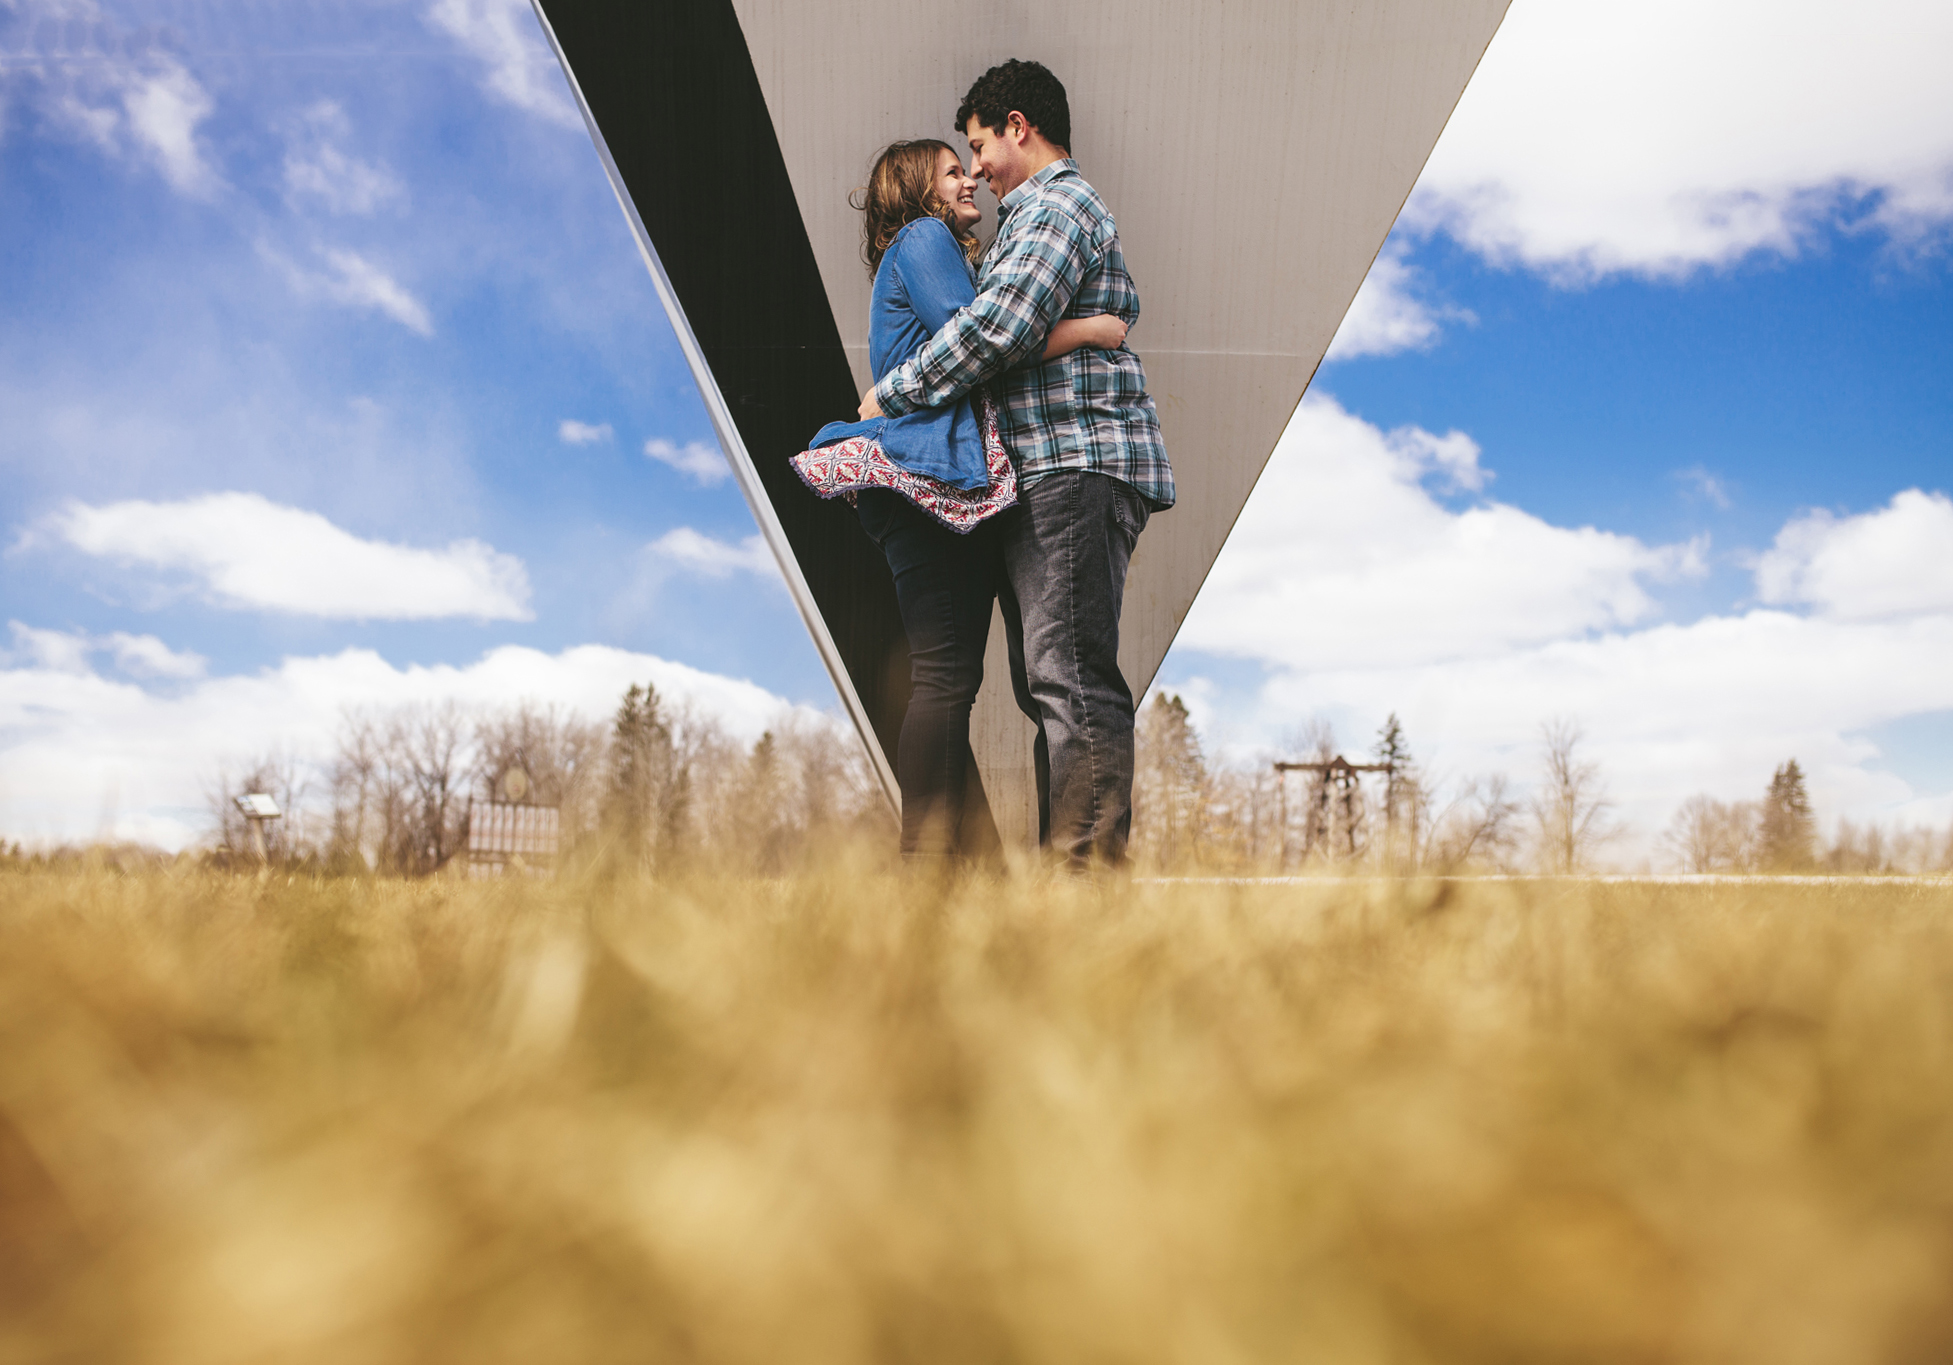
998, 158, 1076, 217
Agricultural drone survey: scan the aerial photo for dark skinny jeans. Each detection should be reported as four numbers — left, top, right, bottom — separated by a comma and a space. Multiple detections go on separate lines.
854, 490, 996, 857
996, 470, 1149, 867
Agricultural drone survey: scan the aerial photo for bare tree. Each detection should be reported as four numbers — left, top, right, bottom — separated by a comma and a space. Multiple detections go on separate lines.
1835, 821, 1953, 875
208, 752, 313, 864
1203, 761, 1285, 867
1530, 720, 1617, 874
390, 702, 473, 874
476, 703, 606, 840
327, 714, 387, 872
325, 703, 473, 876
1134, 694, 1210, 868
1426, 773, 1523, 871
1663, 795, 1757, 872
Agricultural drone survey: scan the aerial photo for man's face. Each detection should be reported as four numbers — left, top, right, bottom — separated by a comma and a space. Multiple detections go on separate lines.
964, 113, 1031, 200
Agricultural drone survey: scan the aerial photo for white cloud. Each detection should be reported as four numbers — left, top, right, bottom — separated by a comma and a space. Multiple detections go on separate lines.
1410, 0, 1953, 278
1677, 466, 1733, 510
648, 528, 779, 582
0, 640, 810, 849
43, 492, 533, 621
4, 623, 207, 680
106, 632, 207, 679
1324, 246, 1474, 361
120, 57, 219, 197
1240, 610, 1953, 861
283, 102, 403, 215
1170, 400, 1953, 858
1755, 490, 1953, 621
23, 16, 223, 199
6, 622, 95, 675
260, 242, 435, 335
1179, 393, 1700, 672
426, 0, 580, 129
317, 249, 435, 336
644, 437, 728, 485
559, 419, 613, 445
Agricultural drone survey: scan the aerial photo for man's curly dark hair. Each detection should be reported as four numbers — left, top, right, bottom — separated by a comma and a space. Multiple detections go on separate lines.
955, 59, 1071, 154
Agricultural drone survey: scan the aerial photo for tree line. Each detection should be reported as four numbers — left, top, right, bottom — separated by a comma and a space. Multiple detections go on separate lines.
206, 683, 889, 875
1130, 695, 1953, 875
10, 683, 1936, 877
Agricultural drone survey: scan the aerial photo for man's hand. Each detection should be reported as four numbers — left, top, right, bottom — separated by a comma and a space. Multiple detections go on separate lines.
858, 388, 884, 421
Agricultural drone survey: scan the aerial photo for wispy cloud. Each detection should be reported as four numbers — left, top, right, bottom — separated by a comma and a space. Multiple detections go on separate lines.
426, 0, 580, 129
1676, 466, 1733, 510
559, 419, 613, 445
105, 630, 208, 678
648, 528, 777, 582
4, 622, 206, 679
41, 492, 533, 621
265, 244, 435, 336
644, 438, 727, 485
318, 249, 434, 336
13, 1, 224, 199
282, 102, 403, 216
120, 56, 219, 197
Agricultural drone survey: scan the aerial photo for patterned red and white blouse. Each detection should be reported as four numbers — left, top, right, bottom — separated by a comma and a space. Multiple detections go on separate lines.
791, 392, 1016, 535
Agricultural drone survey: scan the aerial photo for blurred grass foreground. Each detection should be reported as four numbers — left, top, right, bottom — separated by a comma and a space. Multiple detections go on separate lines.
5, 863, 1953, 1364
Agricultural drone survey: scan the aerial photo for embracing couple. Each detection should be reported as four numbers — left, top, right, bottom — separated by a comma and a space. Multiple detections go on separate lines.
792, 59, 1174, 870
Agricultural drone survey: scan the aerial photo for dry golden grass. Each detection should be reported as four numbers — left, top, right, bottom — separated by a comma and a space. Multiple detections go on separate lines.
4, 861, 1953, 1364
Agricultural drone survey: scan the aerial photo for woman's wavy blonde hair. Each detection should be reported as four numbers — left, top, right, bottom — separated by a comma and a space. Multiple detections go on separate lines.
852, 140, 984, 278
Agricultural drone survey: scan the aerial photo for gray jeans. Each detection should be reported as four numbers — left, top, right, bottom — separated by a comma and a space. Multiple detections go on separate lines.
996, 470, 1150, 866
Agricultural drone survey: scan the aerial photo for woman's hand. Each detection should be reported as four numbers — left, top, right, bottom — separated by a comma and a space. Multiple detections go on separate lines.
858, 389, 884, 420
1043, 314, 1128, 361
1079, 314, 1129, 350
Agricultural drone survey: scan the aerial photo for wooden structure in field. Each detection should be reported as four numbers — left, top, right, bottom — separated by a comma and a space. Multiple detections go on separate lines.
465, 799, 560, 878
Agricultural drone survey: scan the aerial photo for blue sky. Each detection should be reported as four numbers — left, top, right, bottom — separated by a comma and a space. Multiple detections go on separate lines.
3, 0, 1951, 857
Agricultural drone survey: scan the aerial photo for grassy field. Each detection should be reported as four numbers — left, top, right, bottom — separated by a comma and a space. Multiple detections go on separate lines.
4, 862, 1953, 1364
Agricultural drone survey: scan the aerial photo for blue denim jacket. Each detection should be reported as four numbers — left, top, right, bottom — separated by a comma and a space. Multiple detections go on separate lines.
809, 217, 988, 491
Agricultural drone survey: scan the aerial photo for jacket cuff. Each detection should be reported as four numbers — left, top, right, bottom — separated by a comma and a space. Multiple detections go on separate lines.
874, 375, 916, 417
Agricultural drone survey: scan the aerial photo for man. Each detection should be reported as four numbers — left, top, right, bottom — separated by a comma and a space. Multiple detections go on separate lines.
861, 59, 1174, 866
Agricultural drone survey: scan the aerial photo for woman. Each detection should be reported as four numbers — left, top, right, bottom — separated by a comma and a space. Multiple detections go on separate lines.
793, 141, 1126, 859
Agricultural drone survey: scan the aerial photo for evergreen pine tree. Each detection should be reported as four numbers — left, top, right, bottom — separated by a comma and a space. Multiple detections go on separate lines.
605, 683, 674, 863
1372, 713, 1417, 869
738, 731, 788, 872
1758, 759, 1815, 870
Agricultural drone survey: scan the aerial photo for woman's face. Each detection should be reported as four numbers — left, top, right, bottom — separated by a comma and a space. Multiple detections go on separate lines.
933, 147, 980, 232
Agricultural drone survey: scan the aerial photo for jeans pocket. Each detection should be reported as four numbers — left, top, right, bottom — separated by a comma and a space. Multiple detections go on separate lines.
1110, 483, 1148, 549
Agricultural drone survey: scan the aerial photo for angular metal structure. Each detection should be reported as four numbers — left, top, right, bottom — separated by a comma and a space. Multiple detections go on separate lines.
532, 0, 1509, 851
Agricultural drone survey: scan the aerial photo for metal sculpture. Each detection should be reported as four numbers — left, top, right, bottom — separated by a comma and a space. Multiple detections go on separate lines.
530, 0, 1511, 851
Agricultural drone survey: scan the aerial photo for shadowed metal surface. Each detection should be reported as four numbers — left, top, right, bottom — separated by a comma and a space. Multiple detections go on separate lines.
535, 0, 1509, 851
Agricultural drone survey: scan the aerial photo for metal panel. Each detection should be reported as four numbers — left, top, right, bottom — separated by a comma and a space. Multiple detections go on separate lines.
528, 0, 912, 823
536, 0, 1509, 851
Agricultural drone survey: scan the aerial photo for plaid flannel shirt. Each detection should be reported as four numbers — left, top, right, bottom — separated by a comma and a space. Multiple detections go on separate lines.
871, 160, 1175, 510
